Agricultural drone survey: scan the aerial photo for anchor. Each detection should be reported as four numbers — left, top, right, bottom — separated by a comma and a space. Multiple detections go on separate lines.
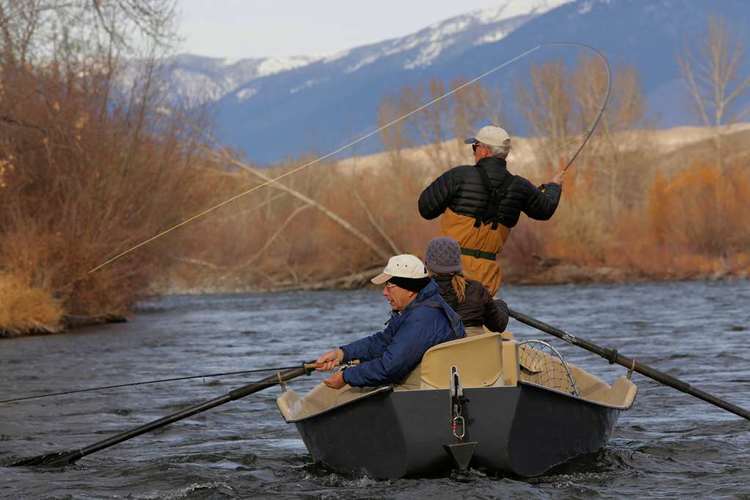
443, 366, 478, 474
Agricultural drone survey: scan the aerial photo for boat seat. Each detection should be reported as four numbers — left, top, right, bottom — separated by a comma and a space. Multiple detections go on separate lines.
398, 332, 519, 390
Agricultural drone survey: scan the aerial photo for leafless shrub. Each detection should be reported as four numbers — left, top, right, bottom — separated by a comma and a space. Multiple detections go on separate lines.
678, 15, 750, 168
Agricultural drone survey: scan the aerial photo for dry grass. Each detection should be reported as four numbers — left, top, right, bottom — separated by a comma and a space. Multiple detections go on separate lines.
3, 52, 748, 337
158, 120, 750, 293
0, 274, 63, 336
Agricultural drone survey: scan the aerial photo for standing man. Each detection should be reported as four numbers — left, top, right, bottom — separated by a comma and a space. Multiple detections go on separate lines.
418, 125, 564, 295
419, 125, 565, 296
316, 254, 464, 389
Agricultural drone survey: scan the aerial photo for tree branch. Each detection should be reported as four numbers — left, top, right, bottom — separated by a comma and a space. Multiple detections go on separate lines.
213, 149, 392, 262
226, 203, 312, 278
353, 189, 401, 255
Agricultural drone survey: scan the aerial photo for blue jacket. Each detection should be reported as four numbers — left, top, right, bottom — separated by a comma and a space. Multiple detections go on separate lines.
340, 280, 465, 387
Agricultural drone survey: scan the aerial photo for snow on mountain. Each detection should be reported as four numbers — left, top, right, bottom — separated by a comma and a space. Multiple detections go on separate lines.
153, 0, 566, 107
330, 0, 571, 73
209, 0, 574, 162
152, 0, 750, 163
253, 56, 321, 78
474, 0, 569, 45
141, 53, 321, 106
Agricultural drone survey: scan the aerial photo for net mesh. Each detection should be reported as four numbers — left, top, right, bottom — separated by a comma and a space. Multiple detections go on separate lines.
518, 340, 579, 396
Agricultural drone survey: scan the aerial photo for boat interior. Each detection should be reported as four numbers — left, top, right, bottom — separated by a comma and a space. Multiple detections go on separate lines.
278, 331, 637, 422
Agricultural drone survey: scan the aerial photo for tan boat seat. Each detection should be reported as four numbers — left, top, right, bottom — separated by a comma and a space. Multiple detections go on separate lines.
398, 332, 519, 390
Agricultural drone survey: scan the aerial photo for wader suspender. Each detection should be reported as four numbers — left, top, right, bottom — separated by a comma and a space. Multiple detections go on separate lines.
474, 165, 515, 229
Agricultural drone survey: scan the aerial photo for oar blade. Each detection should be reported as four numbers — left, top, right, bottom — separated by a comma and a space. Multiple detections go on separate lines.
7, 363, 316, 468
11, 449, 82, 468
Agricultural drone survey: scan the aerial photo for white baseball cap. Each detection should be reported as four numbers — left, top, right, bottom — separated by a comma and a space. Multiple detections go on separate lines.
371, 254, 428, 285
464, 125, 511, 150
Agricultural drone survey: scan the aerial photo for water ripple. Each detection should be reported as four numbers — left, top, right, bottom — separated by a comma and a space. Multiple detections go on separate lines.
1, 281, 749, 498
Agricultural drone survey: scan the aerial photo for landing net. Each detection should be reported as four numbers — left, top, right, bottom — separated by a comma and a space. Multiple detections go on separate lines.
518, 340, 580, 397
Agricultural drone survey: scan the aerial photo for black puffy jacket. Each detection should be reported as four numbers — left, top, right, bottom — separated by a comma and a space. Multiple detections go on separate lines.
418, 157, 561, 228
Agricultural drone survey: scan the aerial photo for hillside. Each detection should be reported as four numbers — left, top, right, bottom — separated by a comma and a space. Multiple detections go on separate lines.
148, 0, 750, 163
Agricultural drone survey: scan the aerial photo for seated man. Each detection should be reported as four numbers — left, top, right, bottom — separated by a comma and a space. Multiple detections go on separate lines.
316, 254, 465, 389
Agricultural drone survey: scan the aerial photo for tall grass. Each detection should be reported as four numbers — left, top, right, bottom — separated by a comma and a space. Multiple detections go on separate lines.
0, 274, 63, 336
0, 54, 229, 321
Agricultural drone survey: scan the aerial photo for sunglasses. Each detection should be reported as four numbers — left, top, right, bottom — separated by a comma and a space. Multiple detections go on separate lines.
472, 143, 480, 152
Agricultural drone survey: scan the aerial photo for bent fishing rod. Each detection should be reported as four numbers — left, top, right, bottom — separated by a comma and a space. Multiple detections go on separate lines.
88, 43, 610, 276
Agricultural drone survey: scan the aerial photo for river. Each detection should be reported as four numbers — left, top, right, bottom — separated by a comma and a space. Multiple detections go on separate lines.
2, 280, 749, 499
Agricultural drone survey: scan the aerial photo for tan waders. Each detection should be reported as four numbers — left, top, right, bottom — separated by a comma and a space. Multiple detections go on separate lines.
440, 208, 510, 296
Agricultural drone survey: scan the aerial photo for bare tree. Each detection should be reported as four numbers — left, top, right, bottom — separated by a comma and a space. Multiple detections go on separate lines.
678, 15, 750, 168
517, 60, 575, 168
572, 57, 648, 219
377, 94, 412, 165
0, 0, 206, 318
379, 78, 507, 170
449, 78, 505, 165
0, 0, 176, 59
417, 79, 449, 165
392, 80, 451, 166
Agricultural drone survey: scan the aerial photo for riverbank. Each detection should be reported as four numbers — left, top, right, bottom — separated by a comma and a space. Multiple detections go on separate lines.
504, 258, 750, 286
0, 274, 63, 337
0, 273, 129, 338
154, 251, 750, 295
3, 255, 748, 338
0, 313, 128, 339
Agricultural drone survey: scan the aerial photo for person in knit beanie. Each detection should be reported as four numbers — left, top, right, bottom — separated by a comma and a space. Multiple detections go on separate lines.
425, 237, 508, 336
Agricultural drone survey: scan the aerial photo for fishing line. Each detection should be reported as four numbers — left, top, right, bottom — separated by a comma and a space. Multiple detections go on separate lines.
546, 43, 611, 171
0, 365, 306, 404
89, 43, 610, 274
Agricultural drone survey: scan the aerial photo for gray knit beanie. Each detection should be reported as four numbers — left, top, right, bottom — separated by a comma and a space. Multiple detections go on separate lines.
425, 237, 462, 274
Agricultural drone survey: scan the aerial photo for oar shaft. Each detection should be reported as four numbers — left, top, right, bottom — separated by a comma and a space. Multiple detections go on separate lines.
508, 309, 750, 421
627, 356, 749, 418
13, 365, 311, 467
77, 367, 307, 459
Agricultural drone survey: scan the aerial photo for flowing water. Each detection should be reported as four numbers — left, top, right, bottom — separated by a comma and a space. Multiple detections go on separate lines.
1, 280, 749, 499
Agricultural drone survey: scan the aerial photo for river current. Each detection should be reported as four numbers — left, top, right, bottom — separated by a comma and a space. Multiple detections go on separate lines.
2, 280, 749, 499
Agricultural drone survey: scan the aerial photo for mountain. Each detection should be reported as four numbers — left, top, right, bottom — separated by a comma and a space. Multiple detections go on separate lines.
158, 0, 750, 163
135, 53, 321, 106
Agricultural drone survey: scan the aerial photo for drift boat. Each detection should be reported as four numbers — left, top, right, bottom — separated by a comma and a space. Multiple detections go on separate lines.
277, 331, 637, 478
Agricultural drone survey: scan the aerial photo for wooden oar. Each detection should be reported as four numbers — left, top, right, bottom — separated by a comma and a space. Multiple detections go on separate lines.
508, 309, 750, 421
11, 362, 316, 467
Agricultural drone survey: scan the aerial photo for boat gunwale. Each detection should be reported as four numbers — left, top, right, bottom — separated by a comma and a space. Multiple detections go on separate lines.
518, 379, 638, 410
278, 384, 393, 423
280, 376, 636, 426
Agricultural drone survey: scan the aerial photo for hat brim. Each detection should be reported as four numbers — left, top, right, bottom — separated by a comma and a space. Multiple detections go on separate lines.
463, 137, 477, 144
370, 272, 391, 285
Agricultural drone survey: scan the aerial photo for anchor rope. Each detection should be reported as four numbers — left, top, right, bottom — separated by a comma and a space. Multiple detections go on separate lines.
89, 43, 610, 274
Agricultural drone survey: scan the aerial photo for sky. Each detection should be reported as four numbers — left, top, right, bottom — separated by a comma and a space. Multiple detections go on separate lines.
177, 0, 509, 59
